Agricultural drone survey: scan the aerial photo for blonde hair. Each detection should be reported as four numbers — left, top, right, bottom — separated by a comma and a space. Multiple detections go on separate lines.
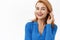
32, 0, 54, 25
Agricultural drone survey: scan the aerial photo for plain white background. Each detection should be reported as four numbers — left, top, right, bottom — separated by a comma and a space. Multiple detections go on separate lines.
0, 0, 60, 40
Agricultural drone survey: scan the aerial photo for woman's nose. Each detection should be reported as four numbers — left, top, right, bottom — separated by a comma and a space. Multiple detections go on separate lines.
38, 9, 42, 12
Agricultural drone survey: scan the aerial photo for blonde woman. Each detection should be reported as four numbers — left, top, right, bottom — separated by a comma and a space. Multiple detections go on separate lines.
25, 0, 57, 40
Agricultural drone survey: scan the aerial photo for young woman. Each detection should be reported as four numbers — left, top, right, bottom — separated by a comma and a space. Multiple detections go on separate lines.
25, 0, 57, 40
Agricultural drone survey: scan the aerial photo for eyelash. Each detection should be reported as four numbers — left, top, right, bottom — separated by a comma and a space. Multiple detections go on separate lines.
41, 8, 45, 10
36, 7, 45, 10
36, 7, 39, 10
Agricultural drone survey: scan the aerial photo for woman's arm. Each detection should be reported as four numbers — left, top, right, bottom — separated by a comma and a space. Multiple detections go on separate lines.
25, 22, 32, 40
45, 24, 57, 40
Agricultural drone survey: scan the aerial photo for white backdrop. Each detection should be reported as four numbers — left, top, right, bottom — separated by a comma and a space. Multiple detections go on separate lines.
0, 0, 60, 40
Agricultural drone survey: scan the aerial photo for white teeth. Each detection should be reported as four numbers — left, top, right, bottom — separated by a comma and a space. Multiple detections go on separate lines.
38, 14, 43, 16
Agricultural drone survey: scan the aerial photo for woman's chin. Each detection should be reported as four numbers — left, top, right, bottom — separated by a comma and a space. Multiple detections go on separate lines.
37, 17, 45, 20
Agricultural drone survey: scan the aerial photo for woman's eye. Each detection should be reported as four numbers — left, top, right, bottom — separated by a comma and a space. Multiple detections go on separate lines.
36, 7, 39, 10
41, 7, 46, 10
41, 8, 45, 10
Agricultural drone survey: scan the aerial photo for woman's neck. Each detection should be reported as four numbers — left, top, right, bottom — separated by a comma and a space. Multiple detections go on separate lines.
37, 19, 46, 26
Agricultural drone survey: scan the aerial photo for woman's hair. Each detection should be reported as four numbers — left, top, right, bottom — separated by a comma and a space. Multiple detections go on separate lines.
32, 0, 54, 25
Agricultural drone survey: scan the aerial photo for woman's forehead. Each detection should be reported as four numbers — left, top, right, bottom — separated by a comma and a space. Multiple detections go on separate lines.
36, 2, 46, 8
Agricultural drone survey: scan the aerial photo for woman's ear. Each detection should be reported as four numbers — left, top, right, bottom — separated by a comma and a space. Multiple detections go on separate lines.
47, 11, 49, 14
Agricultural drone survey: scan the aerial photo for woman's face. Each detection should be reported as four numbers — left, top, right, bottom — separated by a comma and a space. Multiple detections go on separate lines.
35, 2, 48, 20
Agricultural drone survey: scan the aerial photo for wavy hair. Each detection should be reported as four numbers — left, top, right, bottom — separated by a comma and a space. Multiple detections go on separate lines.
32, 0, 54, 25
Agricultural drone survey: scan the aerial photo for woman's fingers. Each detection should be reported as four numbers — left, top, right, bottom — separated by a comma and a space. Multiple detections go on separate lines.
50, 12, 54, 21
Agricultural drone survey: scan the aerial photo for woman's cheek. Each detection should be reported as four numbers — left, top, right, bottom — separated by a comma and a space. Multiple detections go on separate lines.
42, 11, 48, 15
43, 13, 47, 18
42, 11, 46, 13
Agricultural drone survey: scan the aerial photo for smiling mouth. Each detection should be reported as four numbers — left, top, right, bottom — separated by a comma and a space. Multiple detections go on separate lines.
37, 13, 43, 16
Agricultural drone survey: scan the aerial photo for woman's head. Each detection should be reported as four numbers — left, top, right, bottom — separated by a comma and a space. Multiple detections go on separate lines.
33, 0, 53, 24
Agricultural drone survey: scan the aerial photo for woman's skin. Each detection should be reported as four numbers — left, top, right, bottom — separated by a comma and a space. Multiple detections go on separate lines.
35, 2, 54, 34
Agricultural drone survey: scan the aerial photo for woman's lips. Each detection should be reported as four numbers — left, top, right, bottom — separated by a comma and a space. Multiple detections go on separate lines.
37, 13, 43, 16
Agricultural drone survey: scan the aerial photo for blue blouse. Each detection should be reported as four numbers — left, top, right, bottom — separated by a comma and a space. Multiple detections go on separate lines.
25, 21, 57, 40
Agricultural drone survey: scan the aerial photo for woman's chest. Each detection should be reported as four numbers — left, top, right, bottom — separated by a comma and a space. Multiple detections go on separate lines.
31, 26, 46, 40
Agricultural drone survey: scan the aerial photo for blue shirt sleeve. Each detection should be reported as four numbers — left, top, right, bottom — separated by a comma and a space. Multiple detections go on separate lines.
25, 22, 32, 40
45, 24, 57, 40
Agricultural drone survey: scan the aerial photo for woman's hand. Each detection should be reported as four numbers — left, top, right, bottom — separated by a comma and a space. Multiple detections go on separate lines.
47, 12, 54, 24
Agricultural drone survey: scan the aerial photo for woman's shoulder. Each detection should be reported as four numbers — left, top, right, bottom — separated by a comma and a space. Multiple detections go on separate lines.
45, 24, 58, 30
25, 21, 37, 26
25, 21, 33, 25
25, 21, 34, 30
46, 23, 57, 26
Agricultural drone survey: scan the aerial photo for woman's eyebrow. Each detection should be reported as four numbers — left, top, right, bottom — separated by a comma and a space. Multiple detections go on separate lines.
36, 7, 39, 8
41, 7, 46, 8
36, 7, 39, 9
36, 6, 46, 8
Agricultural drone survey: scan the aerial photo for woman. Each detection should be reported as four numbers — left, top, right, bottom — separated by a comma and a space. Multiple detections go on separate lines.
25, 0, 57, 40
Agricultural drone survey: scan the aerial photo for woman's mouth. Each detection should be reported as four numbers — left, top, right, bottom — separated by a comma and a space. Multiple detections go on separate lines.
37, 13, 43, 16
